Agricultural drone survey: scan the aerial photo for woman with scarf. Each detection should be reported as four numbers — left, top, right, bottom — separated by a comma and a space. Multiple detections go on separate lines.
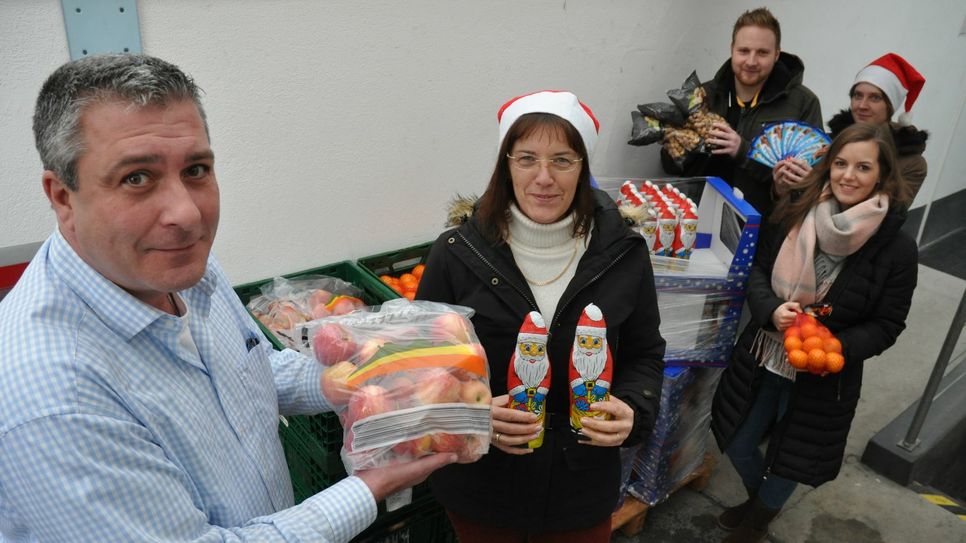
774, 53, 927, 201
711, 122, 918, 543
416, 90, 665, 542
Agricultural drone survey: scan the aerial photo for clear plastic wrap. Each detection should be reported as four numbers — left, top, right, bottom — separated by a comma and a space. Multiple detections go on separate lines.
627, 366, 723, 505
305, 299, 492, 476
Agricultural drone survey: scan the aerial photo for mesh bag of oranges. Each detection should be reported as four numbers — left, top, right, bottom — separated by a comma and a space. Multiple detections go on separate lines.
783, 311, 844, 375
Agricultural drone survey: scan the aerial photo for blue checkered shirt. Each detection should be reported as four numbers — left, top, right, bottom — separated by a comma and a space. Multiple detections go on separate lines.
0, 231, 376, 541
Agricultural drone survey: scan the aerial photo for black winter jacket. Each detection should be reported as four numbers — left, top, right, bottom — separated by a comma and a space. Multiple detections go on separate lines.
663, 52, 823, 218
711, 208, 917, 487
828, 109, 929, 198
415, 190, 666, 532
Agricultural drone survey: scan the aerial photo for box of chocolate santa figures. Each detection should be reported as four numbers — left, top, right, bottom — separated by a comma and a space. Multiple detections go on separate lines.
597, 176, 760, 366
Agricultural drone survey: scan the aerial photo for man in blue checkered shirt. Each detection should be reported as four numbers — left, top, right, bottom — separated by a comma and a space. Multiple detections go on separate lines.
0, 54, 454, 542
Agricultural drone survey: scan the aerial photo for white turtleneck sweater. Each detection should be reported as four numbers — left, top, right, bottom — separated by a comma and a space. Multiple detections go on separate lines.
507, 204, 590, 320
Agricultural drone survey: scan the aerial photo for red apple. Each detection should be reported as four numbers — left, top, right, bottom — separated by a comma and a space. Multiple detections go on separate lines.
459, 379, 492, 405
456, 434, 486, 463
320, 360, 358, 406
430, 432, 465, 453
431, 313, 471, 344
347, 385, 394, 423
412, 367, 461, 405
312, 322, 357, 366
310, 303, 331, 320
328, 295, 365, 316
308, 289, 334, 307
357, 337, 387, 364
392, 434, 433, 459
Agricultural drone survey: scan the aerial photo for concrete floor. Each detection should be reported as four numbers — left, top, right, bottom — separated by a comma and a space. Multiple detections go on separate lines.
613, 264, 966, 543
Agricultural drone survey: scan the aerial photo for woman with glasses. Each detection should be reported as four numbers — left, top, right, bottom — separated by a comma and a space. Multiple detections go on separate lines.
415, 90, 665, 542
712, 122, 917, 542
775, 53, 928, 199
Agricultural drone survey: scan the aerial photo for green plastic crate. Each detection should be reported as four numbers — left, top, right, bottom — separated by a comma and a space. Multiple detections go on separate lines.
356, 243, 433, 302
233, 260, 386, 504
352, 493, 457, 543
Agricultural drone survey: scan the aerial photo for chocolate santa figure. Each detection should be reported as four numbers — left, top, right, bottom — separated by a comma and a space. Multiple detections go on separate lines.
676, 206, 699, 258
507, 311, 551, 448
569, 303, 613, 433
641, 212, 658, 254
657, 206, 677, 257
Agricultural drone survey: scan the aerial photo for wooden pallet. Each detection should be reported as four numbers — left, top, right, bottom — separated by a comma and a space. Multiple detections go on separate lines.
610, 452, 716, 536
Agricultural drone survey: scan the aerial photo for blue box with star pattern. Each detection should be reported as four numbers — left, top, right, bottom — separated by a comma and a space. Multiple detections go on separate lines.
597, 176, 761, 366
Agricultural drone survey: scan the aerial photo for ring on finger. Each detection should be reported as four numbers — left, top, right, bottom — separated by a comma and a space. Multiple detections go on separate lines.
493, 432, 501, 444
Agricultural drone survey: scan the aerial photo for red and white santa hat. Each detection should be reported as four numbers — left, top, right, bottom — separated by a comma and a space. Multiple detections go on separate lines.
498, 90, 600, 154
853, 53, 925, 125
575, 303, 606, 337
517, 311, 548, 343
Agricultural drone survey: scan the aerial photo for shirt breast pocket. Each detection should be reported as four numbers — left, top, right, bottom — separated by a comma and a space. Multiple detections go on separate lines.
238, 340, 281, 431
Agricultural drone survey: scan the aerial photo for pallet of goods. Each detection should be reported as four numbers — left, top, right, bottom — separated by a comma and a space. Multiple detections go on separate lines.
598, 176, 761, 366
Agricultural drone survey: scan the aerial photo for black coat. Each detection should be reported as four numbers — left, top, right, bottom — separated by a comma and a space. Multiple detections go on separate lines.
415, 190, 666, 532
662, 52, 823, 218
711, 209, 917, 486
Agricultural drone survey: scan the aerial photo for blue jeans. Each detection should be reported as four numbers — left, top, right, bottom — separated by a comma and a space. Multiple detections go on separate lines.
724, 371, 798, 510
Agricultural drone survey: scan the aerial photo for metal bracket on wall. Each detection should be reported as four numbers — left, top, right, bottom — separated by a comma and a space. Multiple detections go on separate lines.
60, 1, 142, 60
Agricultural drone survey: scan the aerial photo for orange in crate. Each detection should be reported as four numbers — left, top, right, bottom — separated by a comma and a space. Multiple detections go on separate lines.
380, 269, 423, 301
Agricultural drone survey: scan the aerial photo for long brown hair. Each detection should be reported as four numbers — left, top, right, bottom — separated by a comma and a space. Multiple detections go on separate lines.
475, 113, 595, 243
771, 122, 912, 232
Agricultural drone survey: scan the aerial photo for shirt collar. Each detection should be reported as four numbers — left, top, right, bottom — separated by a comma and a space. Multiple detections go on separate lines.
49, 229, 219, 341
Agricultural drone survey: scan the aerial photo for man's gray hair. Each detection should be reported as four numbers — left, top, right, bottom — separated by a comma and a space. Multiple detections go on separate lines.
33, 54, 208, 191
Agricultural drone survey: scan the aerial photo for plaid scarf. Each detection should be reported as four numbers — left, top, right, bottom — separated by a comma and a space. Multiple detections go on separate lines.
771, 185, 889, 306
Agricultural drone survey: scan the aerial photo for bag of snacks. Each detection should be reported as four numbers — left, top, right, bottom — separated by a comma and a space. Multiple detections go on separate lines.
628, 111, 665, 146
309, 299, 492, 475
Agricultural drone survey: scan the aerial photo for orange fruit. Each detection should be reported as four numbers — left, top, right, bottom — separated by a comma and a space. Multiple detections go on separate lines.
799, 323, 820, 339
403, 291, 416, 301
390, 284, 403, 294
380, 275, 394, 285
787, 349, 809, 369
816, 326, 833, 340
823, 337, 842, 354
399, 273, 418, 286
412, 264, 426, 279
784, 336, 803, 353
807, 349, 827, 374
802, 336, 825, 352
798, 313, 818, 327
784, 326, 801, 339
825, 352, 845, 373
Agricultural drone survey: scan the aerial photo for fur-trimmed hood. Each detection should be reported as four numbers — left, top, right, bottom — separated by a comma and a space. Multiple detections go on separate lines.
444, 192, 643, 228
827, 109, 929, 156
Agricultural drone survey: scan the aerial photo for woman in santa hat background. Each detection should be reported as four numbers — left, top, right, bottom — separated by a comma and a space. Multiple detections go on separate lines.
774, 53, 929, 200
416, 90, 665, 542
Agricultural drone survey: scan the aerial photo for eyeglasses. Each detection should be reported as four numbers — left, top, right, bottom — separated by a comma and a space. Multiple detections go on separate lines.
850, 91, 885, 105
506, 154, 583, 173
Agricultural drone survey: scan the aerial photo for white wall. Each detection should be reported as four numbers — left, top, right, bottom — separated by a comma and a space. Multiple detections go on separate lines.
2, 0, 964, 283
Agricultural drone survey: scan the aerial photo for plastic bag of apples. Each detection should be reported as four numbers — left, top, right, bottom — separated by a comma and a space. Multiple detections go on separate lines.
309, 298, 492, 475
783, 310, 844, 375
247, 275, 366, 349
